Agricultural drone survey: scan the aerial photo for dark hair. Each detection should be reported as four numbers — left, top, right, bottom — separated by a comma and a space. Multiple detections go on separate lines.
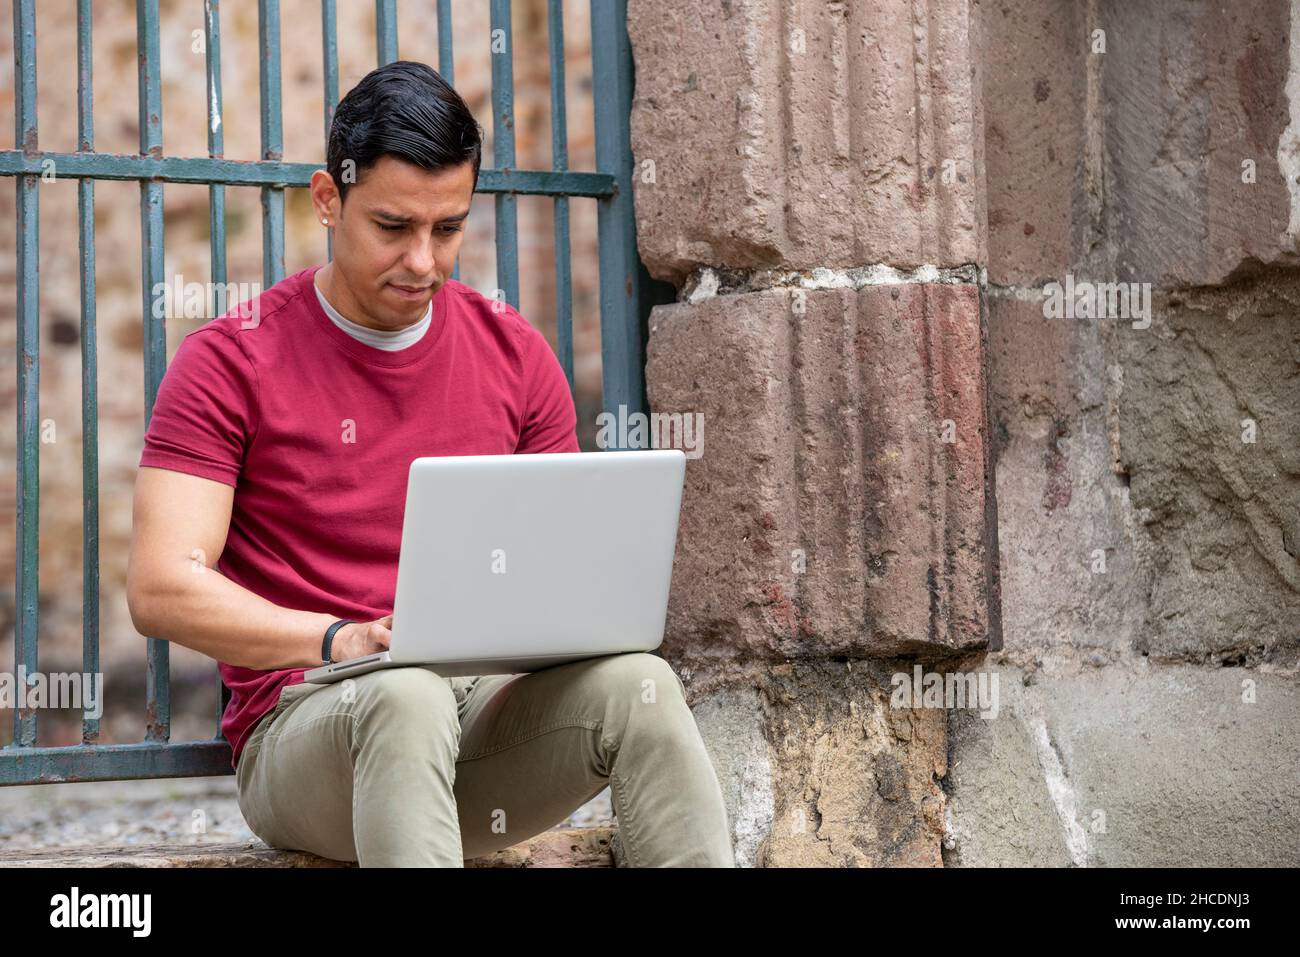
327, 60, 482, 204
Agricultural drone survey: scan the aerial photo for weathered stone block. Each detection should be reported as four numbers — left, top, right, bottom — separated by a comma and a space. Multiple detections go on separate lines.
986, 293, 1148, 657
647, 282, 1001, 668
977, 0, 1093, 285
947, 663, 1300, 866
944, 665, 1076, 867
689, 660, 948, 867
628, 0, 985, 284
1117, 278, 1300, 664
1103, 0, 1296, 288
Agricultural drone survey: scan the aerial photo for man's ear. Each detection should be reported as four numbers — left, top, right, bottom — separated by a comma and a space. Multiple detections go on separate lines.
310, 168, 342, 221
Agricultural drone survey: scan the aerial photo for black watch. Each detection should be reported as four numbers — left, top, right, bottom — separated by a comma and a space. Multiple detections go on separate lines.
322, 619, 355, 665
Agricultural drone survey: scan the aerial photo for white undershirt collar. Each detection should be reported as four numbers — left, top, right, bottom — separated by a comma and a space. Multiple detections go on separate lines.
313, 277, 431, 351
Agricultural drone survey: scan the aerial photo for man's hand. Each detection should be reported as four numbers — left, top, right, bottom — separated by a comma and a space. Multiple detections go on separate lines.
331, 615, 394, 662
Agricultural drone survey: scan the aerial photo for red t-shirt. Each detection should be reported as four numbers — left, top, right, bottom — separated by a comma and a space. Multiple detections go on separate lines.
138, 264, 579, 768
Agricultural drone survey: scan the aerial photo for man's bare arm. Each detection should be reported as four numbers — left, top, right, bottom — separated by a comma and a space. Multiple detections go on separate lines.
126, 467, 384, 670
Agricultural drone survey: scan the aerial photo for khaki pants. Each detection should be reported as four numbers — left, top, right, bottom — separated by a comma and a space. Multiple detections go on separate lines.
235, 651, 736, 867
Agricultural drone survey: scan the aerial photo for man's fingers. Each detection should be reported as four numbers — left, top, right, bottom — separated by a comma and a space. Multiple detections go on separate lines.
369, 617, 393, 650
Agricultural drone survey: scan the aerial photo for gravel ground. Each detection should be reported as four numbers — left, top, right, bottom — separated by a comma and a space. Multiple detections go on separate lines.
0, 775, 615, 852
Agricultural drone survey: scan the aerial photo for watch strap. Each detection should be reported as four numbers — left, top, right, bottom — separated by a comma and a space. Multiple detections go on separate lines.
322, 619, 355, 665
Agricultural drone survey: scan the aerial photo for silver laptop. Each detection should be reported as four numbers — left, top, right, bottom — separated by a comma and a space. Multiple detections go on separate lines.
304, 449, 686, 683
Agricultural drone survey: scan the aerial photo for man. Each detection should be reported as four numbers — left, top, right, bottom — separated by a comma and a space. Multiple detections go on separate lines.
126, 60, 735, 868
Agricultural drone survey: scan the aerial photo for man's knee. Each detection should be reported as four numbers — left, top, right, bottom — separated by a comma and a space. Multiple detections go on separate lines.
581, 653, 696, 752
345, 667, 460, 732
592, 652, 686, 704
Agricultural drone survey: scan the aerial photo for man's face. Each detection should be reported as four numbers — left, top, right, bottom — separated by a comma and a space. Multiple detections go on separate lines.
312, 154, 474, 330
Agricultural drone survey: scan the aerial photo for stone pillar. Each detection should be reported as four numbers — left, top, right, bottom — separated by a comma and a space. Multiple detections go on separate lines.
629, 0, 1001, 866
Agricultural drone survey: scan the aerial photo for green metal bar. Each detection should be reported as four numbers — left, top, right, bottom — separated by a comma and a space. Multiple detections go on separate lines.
437, 0, 455, 85
12, 0, 39, 750
376, 0, 397, 65
204, 0, 231, 738
259, 0, 285, 286
547, 0, 574, 397
437, 0, 457, 281
205, 0, 228, 316
0, 152, 615, 197
78, 0, 102, 745
322, 0, 338, 262
137, 0, 170, 742
489, 0, 519, 309
0, 741, 234, 786
590, 0, 646, 427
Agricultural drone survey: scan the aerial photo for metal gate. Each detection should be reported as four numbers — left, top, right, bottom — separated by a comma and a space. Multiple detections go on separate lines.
1, 0, 663, 785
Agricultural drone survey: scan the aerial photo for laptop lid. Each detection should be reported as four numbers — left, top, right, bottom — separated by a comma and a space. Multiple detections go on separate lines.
390, 449, 686, 664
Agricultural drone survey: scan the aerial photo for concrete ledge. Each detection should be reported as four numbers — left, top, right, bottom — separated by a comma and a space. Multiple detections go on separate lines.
0, 826, 618, 868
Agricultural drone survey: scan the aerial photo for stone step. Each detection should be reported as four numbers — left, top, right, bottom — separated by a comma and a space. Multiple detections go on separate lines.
0, 826, 619, 868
